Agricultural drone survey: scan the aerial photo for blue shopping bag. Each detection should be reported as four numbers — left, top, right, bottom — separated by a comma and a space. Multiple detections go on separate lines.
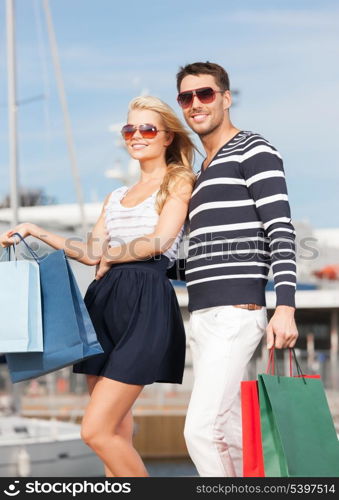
0, 246, 43, 353
6, 234, 103, 382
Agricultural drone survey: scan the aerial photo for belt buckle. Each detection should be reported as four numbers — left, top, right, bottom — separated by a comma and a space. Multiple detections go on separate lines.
233, 303, 261, 310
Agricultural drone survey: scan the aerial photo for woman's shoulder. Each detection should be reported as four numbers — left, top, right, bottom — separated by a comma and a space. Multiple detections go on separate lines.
103, 186, 128, 209
103, 186, 127, 212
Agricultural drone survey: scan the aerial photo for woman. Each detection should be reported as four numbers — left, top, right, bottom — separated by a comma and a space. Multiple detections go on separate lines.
0, 96, 196, 477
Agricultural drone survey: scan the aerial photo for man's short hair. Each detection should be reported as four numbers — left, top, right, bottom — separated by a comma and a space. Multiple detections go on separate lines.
176, 61, 230, 92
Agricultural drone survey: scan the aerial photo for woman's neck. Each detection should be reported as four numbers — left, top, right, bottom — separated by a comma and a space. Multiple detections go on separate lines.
138, 160, 168, 184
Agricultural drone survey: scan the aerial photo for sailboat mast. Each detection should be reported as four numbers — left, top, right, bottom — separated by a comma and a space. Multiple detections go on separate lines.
6, 0, 19, 226
42, 0, 87, 236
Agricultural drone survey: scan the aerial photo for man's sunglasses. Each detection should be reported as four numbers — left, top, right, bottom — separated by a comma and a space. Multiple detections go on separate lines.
177, 87, 225, 109
120, 123, 167, 140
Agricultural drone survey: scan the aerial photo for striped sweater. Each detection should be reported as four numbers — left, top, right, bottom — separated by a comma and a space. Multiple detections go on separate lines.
186, 130, 296, 312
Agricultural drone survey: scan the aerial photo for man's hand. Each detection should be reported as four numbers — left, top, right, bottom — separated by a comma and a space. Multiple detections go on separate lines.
95, 255, 112, 280
266, 305, 298, 349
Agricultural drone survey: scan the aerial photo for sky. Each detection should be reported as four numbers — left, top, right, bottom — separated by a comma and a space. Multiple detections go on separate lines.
0, 0, 338, 227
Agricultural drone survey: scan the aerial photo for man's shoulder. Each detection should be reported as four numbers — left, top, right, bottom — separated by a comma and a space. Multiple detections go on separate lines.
226, 130, 281, 161
232, 130, 276, 149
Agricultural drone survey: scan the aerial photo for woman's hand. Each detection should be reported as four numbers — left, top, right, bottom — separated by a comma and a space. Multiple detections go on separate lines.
95, 255, 112, 280
0, 222, 37, 247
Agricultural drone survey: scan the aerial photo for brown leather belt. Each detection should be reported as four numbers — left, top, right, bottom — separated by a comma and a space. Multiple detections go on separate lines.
233, 304, 262, 310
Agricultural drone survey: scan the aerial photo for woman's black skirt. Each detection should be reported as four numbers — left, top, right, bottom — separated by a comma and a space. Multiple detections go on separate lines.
73, 256, 186, 385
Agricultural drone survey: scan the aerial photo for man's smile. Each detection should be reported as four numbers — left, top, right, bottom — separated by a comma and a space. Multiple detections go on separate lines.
191, 113, 209, 123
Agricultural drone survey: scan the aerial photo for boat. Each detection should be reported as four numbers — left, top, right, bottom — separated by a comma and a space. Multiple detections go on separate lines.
0, 415, 103, 477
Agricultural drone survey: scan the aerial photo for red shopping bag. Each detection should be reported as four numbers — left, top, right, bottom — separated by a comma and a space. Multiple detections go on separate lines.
241, 379, 265, 477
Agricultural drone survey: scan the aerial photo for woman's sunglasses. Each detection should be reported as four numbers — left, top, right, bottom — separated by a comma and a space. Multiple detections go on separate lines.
177, 86, 225, 109
120, 123, 167, 140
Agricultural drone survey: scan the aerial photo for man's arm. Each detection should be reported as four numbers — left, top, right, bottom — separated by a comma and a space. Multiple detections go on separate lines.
240, 141, 298, 348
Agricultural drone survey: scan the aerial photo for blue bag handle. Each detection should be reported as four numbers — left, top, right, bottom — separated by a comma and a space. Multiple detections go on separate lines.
6, 245, 14, 261
11, 232, 40, 264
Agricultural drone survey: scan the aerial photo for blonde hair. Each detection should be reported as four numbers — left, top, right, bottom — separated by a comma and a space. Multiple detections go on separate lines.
128, 95, 196, 214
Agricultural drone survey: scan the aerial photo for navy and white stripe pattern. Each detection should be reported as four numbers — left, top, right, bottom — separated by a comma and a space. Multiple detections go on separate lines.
186, 131, 296, 312
105, 186, 184, 265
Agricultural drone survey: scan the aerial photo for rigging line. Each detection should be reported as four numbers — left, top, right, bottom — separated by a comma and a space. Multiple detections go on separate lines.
42, 0, 87, 236
0, 2, 8, 128
17, 94, 45, 105
33, 0, 53, 157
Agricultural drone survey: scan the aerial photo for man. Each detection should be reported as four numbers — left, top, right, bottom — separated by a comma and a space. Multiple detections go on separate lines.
175, 61, 298, 477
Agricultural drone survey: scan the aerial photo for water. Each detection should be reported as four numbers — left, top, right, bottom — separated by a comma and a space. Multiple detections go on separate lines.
144, 458, 198, 477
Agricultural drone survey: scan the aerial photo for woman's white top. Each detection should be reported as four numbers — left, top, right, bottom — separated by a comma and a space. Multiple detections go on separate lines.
104, 186, 184, 266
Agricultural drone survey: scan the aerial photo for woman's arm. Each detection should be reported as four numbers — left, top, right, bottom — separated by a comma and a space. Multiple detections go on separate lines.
0, 193, 111, 266
95, 180, 192, 279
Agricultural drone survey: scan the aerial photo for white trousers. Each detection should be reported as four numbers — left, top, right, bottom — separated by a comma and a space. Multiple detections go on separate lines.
184, 305, 267, 477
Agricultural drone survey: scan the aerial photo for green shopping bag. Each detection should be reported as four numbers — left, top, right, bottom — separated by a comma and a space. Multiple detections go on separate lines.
259, 349, 339, 477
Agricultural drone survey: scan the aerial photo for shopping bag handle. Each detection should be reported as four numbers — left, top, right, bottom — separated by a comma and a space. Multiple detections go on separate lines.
6, 245, 14, 261
267, 347, 305, 380
290, 348, 305, 379
0, 239, 17, 262
267, 346, 275, 374
267, 346, 284, 376
1, 246, 12, 261
11, 232, 40, 263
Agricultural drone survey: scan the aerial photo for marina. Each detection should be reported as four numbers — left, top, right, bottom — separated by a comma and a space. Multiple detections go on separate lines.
0, 0, 338, 479
1, 254, 339, 476
1, 211, 339, 476
1, 207, 339, 477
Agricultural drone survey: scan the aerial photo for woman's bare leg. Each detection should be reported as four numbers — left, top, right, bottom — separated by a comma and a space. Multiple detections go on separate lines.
86, 375, 134, 477
81, 376, 148, 477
